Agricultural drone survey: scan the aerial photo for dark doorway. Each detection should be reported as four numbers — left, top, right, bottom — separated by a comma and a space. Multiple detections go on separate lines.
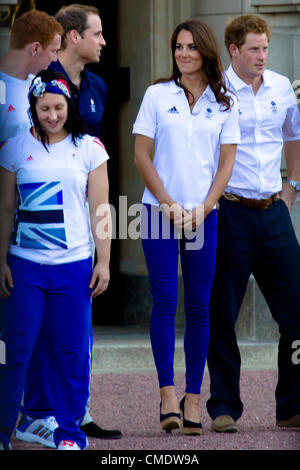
32, 0, 124, 325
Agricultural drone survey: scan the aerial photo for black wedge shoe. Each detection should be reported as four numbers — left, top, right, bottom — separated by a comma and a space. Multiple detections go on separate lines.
160, 403, 180, 433
179, 397, 203, 435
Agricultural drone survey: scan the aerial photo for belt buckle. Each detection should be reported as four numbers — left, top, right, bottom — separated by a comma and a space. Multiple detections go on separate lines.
224, 193, 240, 203
261, 195, 279, 209
260, 199, 271, 210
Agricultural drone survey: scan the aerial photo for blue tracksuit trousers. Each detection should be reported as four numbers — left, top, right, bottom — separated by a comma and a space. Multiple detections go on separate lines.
0, 255, 92, 449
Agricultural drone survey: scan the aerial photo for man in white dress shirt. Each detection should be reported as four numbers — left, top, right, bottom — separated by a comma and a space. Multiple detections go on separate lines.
206, 14, 300, 432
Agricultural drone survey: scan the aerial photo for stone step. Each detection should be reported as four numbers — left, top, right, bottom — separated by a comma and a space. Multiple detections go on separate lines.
91, 326, 277, 374
120, 275, 281, 343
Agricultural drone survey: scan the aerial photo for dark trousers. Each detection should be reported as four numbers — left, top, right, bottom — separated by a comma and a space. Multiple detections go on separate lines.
206, 198, 300, 421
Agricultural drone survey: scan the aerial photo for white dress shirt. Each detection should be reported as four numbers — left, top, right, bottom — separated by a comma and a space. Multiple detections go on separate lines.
225, 65, 300, 199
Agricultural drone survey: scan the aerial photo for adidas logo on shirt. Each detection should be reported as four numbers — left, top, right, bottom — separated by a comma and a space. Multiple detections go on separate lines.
167, 106, 179, 114
93, 137, 106, 149
7, 104, 16, 112
26, 155, 34, 161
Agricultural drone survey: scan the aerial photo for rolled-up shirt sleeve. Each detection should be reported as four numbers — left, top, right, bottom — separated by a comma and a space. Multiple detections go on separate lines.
282, 83, 300, 141
132, 86, 157, 139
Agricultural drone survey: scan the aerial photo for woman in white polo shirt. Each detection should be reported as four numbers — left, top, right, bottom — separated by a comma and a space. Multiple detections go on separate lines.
0, 69, 111, 450
133, 20, 240, 435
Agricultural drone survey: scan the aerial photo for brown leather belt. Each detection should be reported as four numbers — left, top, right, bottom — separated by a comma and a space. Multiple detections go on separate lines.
221, 192, 280, 210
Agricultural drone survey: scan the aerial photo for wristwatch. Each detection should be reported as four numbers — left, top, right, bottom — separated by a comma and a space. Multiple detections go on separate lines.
287, 179, 300, 192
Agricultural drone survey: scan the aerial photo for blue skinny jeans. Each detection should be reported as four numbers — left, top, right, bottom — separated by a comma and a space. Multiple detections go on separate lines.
141, 204, 217, 394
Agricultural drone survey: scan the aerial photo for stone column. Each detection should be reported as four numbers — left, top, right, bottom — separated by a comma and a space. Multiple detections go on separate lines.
117, 0, 193, 324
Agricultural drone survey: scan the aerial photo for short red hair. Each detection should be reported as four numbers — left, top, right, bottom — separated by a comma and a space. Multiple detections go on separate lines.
225, 14, 271, 55
10, 10, 63, 50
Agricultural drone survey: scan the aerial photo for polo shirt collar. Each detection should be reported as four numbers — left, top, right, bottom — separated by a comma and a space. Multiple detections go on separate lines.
226, 64, 272, 90
50, 59, 71, 81
168, 79, 214, 99
261, 69, 272, 88
168, 79, 183, 94
49, 59, 87, 85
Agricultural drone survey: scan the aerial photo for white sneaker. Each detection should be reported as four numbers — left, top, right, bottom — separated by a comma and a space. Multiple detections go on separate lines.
15, 415, 58, 449
0, 442, 12, 450
57, 440, 81, 450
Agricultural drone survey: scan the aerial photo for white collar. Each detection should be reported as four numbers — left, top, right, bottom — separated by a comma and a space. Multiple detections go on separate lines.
168, 79, 215, 100
226, 64, 272, 90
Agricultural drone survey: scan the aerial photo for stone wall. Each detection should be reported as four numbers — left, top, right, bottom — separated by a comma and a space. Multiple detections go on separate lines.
117, 0, 300, 336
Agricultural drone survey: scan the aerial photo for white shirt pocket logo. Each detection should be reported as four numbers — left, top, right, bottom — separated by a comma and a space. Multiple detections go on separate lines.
271, 101, 278, 114
205, 108, 213, 119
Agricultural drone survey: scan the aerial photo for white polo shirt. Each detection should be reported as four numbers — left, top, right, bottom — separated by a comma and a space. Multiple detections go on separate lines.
225, 65, 300, 199
133, 80, 240, 209
0, 71, 33, 142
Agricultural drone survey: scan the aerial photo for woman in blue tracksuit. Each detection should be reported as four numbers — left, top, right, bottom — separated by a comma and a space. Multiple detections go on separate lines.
0, 69, 111, 450
133, 20, 240, 434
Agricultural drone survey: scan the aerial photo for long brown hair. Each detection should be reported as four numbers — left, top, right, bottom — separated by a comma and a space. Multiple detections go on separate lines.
155, 20, 231, 111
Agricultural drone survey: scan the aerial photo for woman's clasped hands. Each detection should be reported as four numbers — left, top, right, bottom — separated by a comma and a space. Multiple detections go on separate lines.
160, 200, 210, 232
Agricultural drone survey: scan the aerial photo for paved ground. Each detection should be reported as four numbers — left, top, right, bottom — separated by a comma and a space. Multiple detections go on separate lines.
9, 369, 299, 452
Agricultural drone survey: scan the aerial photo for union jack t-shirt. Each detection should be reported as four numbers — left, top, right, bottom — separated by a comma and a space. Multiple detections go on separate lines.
0, 131, 109, 264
